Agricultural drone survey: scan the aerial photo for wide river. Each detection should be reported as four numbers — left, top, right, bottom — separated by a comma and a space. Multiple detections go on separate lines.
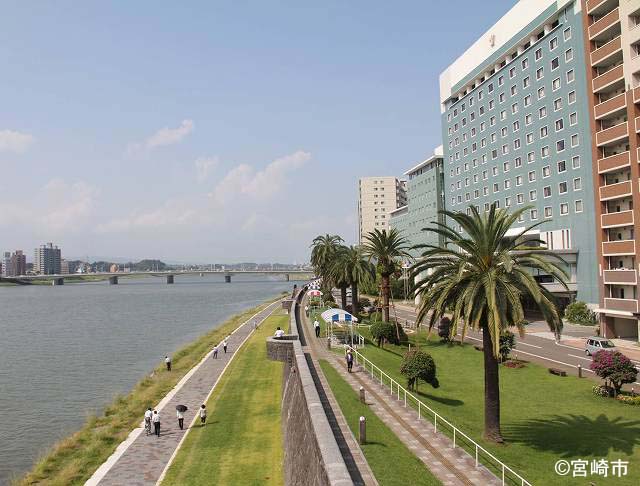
0, 274, 300, 485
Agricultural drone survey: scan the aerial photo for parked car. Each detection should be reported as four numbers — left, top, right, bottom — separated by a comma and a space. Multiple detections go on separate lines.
585, 336, 616, 356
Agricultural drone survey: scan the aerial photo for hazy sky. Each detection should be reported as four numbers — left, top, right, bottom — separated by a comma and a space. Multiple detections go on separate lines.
0, 0, 513, 263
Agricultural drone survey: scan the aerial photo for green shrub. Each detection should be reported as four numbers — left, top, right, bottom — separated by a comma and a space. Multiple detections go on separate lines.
368, 311, 383, 323
564, 301, 597, 325
590, 350, 638, 394
499, 331, 516, 362
616, 394, 640, 406
370, 321, 397, 348
437, 317, 452, 342
400, 349, 439, 391
592, 384, 614, 397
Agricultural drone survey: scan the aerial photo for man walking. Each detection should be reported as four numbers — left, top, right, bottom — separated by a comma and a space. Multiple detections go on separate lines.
305, 304, 309, 317
152, 410, 161, 437
176, 409, 185, 430
346, 350, 354, 373
165, 355, 171, 371
222, 338, 228, 354
212, 345, 219, 359
314, 319, 320, 338
200, 404, 207, 426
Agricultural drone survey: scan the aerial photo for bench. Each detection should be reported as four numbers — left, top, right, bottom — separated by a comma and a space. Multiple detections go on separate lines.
548, 368, 567, 377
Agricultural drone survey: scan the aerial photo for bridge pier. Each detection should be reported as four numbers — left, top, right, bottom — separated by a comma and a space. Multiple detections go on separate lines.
285, 274, 290, 282
225, 274, 231, 283
52, 277, 64, 286
166, 275, 174, 284
109, 276, 119, 285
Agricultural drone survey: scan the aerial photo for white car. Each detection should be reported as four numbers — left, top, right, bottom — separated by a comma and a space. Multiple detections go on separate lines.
585, 337, 616, 356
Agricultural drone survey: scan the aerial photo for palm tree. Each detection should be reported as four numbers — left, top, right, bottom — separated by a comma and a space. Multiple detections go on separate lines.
363, 229, 411, 323
310, 234, 343, 293
411, 204, 567, 442
330, 245, 375, 315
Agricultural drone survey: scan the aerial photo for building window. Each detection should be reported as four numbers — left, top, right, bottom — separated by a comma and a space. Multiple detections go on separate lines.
513, 120, 520, 131
552, 77, 561, 91
543, 186, 552, 198
569, 112, 577, 125
544, 206, 553, 218
565, 49, 573, 62
505, 196, 512, 207
535, 48, 543, 61
503, 161, 510, 172
499, 92, 505, 103
516, 175, 523, 186
536, 67, 544, 79
573, 177, 582, 191
572, 155, 580, 169
523, 76, 530, 88
493, 183, 499, 193
501, 127, 508, 137
542, 145, 550, 157
551, 57, 559, 70
568, 91, 576, 104
550, 37, 558, 50
510, 85, 517, 96
530, 208, 538, 220
509, 67, 516, 78
539, 106, 547, 118
555, 118, 564, 131
522, 58, 529, 70
517, 193, 524, 204
575, 199, 583, 212
558, 160, 566, 173
571, 134, 579, 147
540, 126, 548, 138
525, 113, 533, 125
488, 83, 494, 93
514, 138, 521, 149
554, 98, 563, 111
559, 181, 568, 193
566, 69, 575, 83
526, 132, 534, 144
538, 86, 546, 99
556, 140, 565, 152
563, 27, 571, 41
528, 171, 536, 183
504, 179, 511, 189
515, 156, 522, 168
543, 166, 551, 178
498, 76, 504, 86
527, 152, 535, 163
524, 94, 532, 107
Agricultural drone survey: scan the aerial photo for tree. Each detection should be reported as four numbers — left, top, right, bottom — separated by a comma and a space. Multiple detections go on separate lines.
499, 331, 515, 362
400, 350, 439, 391
330, 245, 375, 315
370, 321, 397, 348
438, 317, 452, 343
564, 301, 597, 325
411, 204, 567, 443
363, 229, 411, 323
590, 350, 638, 395
310, 234, 343, 293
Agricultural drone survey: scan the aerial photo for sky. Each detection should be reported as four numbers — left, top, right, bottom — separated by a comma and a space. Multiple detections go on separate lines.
0, 0, 514, 263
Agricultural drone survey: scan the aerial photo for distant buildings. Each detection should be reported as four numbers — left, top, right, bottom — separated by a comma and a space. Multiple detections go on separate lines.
390, 147, 445, 256
1, 250, 27, 277
109, 263, 119, 273
60, 259, 70, 275
357, 176, 407, 244
34, 243, 62, 275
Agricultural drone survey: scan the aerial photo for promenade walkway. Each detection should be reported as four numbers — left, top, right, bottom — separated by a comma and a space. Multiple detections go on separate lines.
86, 301, 279, 486
302, 303, 501, 486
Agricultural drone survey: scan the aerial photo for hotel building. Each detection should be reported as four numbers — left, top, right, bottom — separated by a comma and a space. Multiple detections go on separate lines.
358, 177, 407, 244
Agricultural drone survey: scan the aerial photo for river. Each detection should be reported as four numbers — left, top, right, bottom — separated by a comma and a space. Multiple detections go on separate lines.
0, 274, 300, 485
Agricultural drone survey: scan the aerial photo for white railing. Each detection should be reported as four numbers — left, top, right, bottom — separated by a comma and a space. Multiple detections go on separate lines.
348, 347, 532, 486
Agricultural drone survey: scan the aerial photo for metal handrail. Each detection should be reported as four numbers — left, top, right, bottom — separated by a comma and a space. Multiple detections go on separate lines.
348, 346, 532, 486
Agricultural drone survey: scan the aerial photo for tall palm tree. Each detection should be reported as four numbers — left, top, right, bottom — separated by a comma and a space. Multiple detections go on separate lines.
330, 245, 375, 315
411, 204, 567, 443
363, 229, 410, 323
310, 234, 343, 293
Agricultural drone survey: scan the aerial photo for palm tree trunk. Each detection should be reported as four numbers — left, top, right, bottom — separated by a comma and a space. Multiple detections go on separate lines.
381, 274, 390, 322
482, 324, 503, 443
351, 282, 359, 316
340, 286, 347, 310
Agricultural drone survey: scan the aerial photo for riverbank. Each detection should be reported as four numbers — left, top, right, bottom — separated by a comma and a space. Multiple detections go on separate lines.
13, 294, 285, 486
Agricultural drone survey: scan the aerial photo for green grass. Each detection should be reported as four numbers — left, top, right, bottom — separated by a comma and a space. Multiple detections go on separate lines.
354, 330, 640, 486
14, 296, 284, 486
319, 360, 442, 486
162, 311, 285, 485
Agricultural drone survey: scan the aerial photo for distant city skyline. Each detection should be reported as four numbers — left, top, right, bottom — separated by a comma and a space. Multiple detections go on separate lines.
0, 1, 514, 261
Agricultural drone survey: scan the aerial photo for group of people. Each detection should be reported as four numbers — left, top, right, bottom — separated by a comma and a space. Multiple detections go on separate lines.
144, 404, 208, 437
212, 337, 229, 359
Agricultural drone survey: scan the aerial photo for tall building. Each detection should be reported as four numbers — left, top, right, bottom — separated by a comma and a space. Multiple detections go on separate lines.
10, 251, 27, 276
1, 252, 10, 277
390, 147, 446, 256
357, 176, 407, 243
581, 0, 640, 340
34, 243, 62, 275
439, 0, 600, 309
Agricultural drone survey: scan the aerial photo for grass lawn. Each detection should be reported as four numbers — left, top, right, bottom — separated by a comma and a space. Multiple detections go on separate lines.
161, 310, 286, 486
354, 330, 640, 486
319, 360, 442, 486
15, 297, 283, 486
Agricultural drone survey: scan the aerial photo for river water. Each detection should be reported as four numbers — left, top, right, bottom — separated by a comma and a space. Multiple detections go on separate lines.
0, 274, 299, 485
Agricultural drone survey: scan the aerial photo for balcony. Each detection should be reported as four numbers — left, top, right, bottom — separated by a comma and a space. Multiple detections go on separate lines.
601, 210, 634, 228
603, 269, 638, 285
604, 298, 639, 313
598, 151, 630, 173
634, 86, 640, 104
594, 92, 627, 119
593, 65, 624, 93
587, 0, 618, 15
596, 121, 628, 146
602, 239, 636, 255
599, 180, 632, 200
591, 36, 622, 67
589, 8, 620, 41
636, 116, 640, 133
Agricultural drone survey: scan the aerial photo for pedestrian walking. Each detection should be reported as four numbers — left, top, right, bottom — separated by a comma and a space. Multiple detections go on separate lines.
304, 305, 309, 317
314, 319, 320, 338
212, 345, 219, 359
144, 407, 153, 436
177, 410, 184, 430
199, 404, 207, 426
346, 350, 354, 373
222, 339, 228, 354
165, 355, 172, 371
152, 410, 161, 437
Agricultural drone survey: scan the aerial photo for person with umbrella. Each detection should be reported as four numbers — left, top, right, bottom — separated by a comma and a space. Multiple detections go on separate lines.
176, 405, 188, 430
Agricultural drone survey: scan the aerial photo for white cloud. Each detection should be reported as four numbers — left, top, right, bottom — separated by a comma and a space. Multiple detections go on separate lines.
210, 150, 311, 204
0, 129, 35, 153
96, 198, 201, 233
195, 156, 219, 182
127, 119, 194, 155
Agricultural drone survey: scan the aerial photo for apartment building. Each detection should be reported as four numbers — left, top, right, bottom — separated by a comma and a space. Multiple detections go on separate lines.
389, 147, 446, 256
439, 0, 599, 308
358, 177, 407, 244
34, 243, 62, 275
581, 0, 640, 340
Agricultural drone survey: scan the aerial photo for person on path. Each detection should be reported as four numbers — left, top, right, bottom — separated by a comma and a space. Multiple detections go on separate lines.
346, 350, 354, 373
144, 407, 153, 436
222, 339, 228, 354
314, 319, 320, 338
274, 327, 285, 338
212, 345, 219, 359
305, 305, 309, 317
152, 410, 161, 437
177, 409, 184, 430
165, 355, 171, 371
199, 404, 207, 426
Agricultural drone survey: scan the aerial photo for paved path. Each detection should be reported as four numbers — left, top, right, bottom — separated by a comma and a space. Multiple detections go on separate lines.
88, 302, 279, 486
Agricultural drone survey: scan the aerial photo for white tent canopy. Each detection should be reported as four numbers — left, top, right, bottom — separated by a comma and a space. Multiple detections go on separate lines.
320, 308, 358, 323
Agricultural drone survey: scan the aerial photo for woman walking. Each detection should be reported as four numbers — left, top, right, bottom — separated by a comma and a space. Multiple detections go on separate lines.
144, 407, 153, 436
212, 345, 219, 359
177, 409, 185, 430
152, 410, 161, 437
199, 404, 207, 426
